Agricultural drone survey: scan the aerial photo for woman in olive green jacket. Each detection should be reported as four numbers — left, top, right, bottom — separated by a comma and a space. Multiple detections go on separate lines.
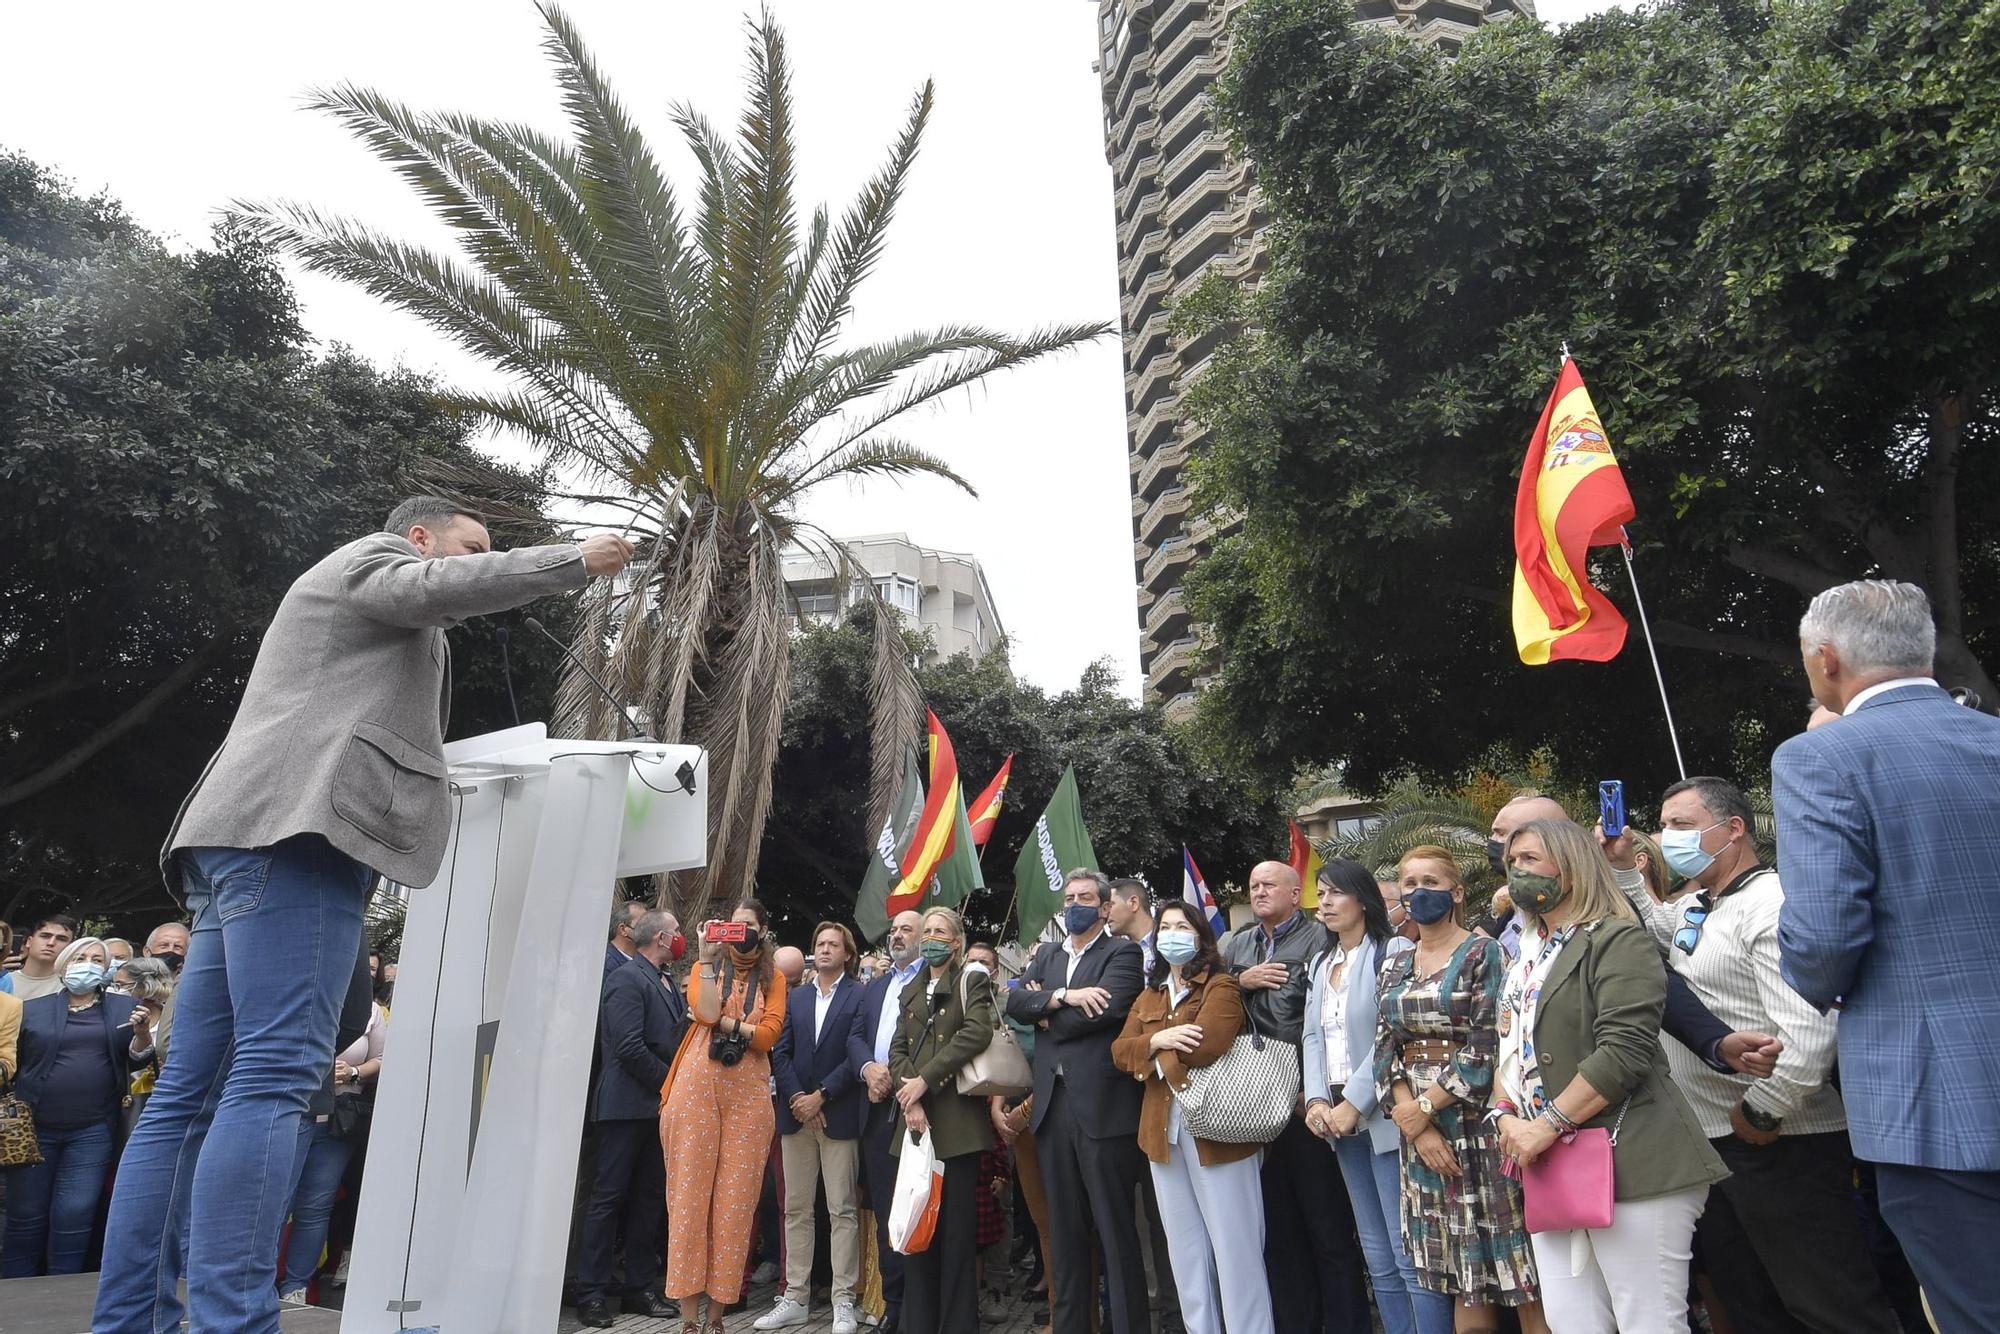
1494, 819, 1727, 1333
888, 907, 996, 1334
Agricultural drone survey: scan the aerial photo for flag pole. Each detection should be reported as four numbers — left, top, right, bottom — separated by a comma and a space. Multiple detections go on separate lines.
1618, 533, 1688, 779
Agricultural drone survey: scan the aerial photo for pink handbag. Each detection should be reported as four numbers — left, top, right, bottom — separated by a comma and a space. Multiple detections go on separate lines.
1511, 1101, 1628, 1233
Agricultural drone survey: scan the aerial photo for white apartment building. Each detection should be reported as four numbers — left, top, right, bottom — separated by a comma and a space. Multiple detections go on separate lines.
782, 533, 1005, 663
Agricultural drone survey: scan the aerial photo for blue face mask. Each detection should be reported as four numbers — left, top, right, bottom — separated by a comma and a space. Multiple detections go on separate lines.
1156, 930, 1199, 965
1403, 888, 1456, 925
1064, 903, 1103, 937
1660, 822, 1725, 878
63, 963, 109, 995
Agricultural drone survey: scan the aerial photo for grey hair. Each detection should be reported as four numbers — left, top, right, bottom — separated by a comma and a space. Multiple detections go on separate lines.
632, 909, 677, 949
385, 495, 480, 538
1661, 776, 1757, 837
1062, 868, 1111, 899
1799, 581, 1935, 676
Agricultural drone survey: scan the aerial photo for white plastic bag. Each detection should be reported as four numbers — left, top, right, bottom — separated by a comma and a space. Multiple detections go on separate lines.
886, 1128, 943, 1255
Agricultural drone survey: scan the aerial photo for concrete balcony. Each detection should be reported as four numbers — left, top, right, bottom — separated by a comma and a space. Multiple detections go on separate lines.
1167, 198, 1254, 274
1153, 14, 1214, 84
1142, 534, 1196, 589
1125, 267, 1175, 334
1157, 87, 1214, 159
1160, 131, 1232, 201
1133, 438, 1188, 501
1127, 354, 1177, 416
1113, 152, 1165, 215
1162, 160, 1250, 230
1128, 392, 1180, 458
1117, 189, 1167, 252
1163, 689, 1200, 723
1171, 236, 1261, 303
1123, 304, 1174, 370
1158, 49, 1227, 108
1118, 227, 1171, 288
1145, 585, 1193, 644
1137, 484, 1190, 545
1146, 634, 1202, 695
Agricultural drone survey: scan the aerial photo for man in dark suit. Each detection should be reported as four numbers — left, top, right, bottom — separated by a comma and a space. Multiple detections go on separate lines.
757, 922, 866, 1332
575, 910, 687, 1327
1005, 869, 1150, 1334
1775, 579, 2000, 1332
604, 899, 647, 978
846, 909, 926, 1334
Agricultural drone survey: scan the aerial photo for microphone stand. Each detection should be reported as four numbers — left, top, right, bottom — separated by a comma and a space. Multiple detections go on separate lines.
522, 615, 652, 742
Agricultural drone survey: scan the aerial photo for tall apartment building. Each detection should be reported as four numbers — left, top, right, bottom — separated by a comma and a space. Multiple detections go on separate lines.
1095, 0, 1533, 718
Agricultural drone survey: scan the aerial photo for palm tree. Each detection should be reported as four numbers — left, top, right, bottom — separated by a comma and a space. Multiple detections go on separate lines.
239, 7, 1107, 922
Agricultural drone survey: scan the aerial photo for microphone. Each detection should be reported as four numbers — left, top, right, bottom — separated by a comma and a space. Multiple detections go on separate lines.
521, 615, 652, 741
494, 626, 522, 727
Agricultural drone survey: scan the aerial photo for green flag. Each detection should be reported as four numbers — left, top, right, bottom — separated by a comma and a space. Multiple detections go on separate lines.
929, 772, 986, 909
855, 750, 925, 944
1012, 764, 1097, 947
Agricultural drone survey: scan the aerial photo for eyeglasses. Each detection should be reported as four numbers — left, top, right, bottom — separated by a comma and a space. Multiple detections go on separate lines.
1673, 894, 1713, 956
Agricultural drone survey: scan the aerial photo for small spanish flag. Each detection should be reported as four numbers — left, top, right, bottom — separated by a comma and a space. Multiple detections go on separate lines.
1288, 821, 1324, 911
887, 711, 963, 914
1510, 356, 1636, 664
966, 755, 1013, 850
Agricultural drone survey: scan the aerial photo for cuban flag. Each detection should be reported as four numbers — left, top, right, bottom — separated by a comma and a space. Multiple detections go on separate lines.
1182, 846, 1226, 935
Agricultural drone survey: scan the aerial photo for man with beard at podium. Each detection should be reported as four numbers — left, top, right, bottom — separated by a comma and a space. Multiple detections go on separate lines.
92, 496, 632, 1334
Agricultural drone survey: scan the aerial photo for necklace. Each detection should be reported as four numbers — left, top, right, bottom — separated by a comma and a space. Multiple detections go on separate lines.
1412, 932, 1465, 980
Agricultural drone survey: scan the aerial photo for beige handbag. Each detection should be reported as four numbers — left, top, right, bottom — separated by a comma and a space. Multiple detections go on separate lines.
952, 969, 1033, 1098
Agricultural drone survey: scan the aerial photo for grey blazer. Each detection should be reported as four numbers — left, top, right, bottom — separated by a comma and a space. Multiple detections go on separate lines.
1301, 934, 1411, 1155
163, 532, 585, 893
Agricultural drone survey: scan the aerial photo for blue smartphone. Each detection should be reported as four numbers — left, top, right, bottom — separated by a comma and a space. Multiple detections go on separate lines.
1599, 780, 1625, 837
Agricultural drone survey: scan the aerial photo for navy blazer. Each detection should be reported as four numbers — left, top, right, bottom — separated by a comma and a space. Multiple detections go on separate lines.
1775, 682, 2000, 1171
773, 974, 864, 1139
592, 953, 686, 1123
13, 990, 147, 1113
847, 964, 925, 1138
1004, 930, 1147, 1139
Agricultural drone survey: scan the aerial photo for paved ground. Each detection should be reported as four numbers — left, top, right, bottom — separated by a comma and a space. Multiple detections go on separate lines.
551, 1276, 1054, 1333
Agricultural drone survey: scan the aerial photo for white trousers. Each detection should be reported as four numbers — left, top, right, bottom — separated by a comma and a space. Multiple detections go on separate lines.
1530, 1185, 1707, 1334
780, 1126, 861, 1307
1148, 1136, 1273, 1334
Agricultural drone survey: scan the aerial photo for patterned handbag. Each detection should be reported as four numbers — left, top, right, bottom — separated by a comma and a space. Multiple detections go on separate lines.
1170, 1004, 1300, 1145
0, 1088, 42, 1168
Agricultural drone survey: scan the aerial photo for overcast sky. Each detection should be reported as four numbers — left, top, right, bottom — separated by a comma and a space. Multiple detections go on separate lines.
5, 0, 1614, 695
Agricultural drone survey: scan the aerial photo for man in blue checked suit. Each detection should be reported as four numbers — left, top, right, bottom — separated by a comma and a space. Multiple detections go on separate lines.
1774, 579, 2000, 1334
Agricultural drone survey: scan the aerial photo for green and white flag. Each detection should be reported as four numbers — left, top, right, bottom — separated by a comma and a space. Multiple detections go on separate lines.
855, 749, 925, 944
1013, 764, 1098, 946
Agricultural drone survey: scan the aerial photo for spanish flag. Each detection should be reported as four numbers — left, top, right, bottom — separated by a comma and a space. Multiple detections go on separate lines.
887, 710, 964, 914
966, 755, 1014, 850
1288, 821, 1324, 911
1510, 356, 1636, 664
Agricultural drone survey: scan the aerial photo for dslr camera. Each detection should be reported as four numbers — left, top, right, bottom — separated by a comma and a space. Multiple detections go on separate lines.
709, 1026, 748, 1067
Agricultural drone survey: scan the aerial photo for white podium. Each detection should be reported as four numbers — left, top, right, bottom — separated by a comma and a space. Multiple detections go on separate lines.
343, 724, 706, 1334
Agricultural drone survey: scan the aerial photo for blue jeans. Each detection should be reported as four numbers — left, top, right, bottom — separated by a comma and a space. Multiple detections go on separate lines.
1335, 1133, 1454, 1334
93, 833, 371, 1334
281, 1115, 355, 1294
1, 1118, 116, 1277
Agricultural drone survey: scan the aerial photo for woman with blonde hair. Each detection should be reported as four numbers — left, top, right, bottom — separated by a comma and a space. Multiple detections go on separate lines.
1493, 819, 1726, 1332
661, 898, 785, 1334
1375, 848, 1543, 1332
888, 906, 997, 1334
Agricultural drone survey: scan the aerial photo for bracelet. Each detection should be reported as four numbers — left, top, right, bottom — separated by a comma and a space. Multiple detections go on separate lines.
1541, 1103, 1579, 1134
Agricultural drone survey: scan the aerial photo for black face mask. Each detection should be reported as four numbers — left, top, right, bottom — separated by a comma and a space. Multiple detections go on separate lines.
1484, 839, 1507, 877
156, 951, 186, 975
730, 928, 764, 955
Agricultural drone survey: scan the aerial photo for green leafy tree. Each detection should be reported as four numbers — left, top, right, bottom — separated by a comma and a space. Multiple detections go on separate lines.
239, 7, 1107, 925
1179, 0, 1998, 795
0, 155, 572, 924
756, 610, 1282, 942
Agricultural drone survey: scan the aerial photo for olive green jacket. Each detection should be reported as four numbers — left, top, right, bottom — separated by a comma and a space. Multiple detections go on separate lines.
889, 962, 998, 1162
1524, 916, 1727, 1202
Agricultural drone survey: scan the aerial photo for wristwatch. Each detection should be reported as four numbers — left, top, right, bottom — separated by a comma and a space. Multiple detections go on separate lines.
1740, 1101, 1782, 1134
1416, 1093, 1436, 1117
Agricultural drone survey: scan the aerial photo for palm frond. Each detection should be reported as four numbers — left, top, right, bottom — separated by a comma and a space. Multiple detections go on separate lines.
828, 320, 1113, 448
866, 580, 924, 834
774, 437, 977, 503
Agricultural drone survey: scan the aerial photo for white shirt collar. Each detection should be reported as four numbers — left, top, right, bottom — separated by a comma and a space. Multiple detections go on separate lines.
1845, 677, 1941, 714
1063, 925, 1106, 960
813, 973, 842, 1000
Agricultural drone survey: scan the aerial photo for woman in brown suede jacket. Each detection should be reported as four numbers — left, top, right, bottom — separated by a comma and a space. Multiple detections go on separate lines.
1111, 903, 1274, 1334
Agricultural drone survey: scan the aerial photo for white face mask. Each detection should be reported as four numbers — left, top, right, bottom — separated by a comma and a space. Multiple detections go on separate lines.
964, 961, 991, 978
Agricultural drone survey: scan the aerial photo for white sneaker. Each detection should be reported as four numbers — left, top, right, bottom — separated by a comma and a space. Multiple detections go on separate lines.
277, 1290, 309, 1309
751, 1259, 781, 1285
752, 1295, 810, 1329
832, 1302, 861, 1334
326, 1255, 351, 1289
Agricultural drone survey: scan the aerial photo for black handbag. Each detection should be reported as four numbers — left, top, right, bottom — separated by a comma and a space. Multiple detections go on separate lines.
328, 1091, 374, 1144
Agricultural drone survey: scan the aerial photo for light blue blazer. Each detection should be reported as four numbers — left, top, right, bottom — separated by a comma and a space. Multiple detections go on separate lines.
1300, 933, 1411, 1155
1775, 682, 2000, 1171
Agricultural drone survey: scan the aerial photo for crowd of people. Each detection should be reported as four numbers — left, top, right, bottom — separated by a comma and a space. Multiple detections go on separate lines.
0, 511, 1992, 1334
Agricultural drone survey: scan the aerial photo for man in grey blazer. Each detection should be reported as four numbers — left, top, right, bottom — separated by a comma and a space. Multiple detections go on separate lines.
94, 496, 630, 1334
